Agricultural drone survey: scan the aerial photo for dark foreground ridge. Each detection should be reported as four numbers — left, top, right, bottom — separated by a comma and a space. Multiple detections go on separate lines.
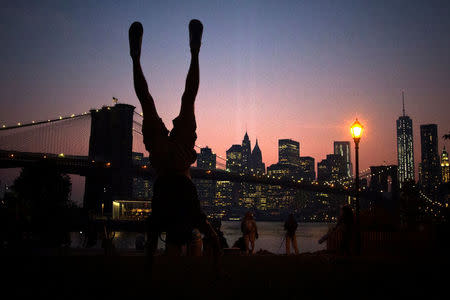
4, 253, 448, 299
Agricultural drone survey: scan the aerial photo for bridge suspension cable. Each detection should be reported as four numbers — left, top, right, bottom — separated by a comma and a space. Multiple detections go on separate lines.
1, 112, 90, 131
0, 112, 91, 156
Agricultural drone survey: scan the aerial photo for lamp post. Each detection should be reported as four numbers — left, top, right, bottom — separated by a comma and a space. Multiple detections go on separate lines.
350, 118, 363, 254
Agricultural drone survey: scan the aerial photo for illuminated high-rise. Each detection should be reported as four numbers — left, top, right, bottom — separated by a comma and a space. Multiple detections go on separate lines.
195, 146, 217, 209
441, 147, 449, 183
420, 124, 441, 194
278, 139, 300, 167
242, 132, 251, 173
298, 156, 315, 182
396, 92, 415, 187
197, 146, 216, 170
334, 141, 352, 178
250, 139, 265, 174
226, 144, 243, 173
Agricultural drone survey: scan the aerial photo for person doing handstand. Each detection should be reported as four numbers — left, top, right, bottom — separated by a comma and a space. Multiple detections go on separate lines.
129, 19, 221, 273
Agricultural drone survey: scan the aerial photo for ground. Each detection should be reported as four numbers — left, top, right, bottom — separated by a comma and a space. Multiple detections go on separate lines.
3, 251, 448, 299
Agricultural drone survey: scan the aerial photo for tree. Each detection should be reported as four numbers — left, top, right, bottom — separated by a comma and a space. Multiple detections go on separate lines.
11, 165, 72, 247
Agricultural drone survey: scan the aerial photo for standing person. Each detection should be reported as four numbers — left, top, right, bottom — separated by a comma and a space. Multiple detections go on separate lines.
129, 19, 222, 274
101, 217, 115, 256
203, 219, 229, 256
241, 212, 258, 255
284, 214, 299, 255
318, 205, 355, 255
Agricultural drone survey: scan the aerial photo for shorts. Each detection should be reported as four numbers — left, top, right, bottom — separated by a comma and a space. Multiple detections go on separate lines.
142, 115, 197, 172
147, 174, 207, 245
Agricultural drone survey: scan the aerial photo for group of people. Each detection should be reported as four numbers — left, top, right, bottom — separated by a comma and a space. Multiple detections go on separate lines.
157, 211, 301, 256
233, 212, 300, 255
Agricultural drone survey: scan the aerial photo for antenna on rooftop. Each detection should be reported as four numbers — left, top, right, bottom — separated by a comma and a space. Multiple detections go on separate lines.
402, 91, 405, 117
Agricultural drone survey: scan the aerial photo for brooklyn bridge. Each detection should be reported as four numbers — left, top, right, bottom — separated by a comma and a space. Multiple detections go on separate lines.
0, 102, 408, 222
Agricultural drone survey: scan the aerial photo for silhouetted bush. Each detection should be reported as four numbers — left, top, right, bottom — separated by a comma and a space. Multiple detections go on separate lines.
8, 165, 72, 248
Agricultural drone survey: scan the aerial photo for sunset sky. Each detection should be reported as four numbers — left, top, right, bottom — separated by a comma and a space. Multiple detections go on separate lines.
1, 0, 449, 176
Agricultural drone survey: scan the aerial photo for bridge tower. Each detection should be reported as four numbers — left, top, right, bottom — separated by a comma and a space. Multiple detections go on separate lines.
84, 103, 135, 215
368, 165, 400, 217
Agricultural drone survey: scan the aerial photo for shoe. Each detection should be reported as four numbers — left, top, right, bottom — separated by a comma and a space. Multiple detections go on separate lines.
129, 21, 143, 60
189, 19, 203, 52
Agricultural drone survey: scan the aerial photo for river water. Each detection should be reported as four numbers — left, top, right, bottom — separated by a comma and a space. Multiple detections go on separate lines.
71, 222, 332, 254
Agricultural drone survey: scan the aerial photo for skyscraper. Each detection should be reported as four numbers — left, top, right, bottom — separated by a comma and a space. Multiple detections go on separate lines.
317, 154, 346, 184
298, 156, 315, 182
334, 141, 352, 178
441, 147, 449, 184
226, 144, 243, 173
195, 146, 217, 209
420, 124, 441, 194
396, 92, 415, 187
197, 146, 216, 170
278, 139, 300, 167
250, 139, 265, 174
241, 132, 252, 173
132, 152, 152, 200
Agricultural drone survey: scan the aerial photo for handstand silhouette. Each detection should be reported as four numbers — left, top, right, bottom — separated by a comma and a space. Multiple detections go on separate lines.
129, 19, 222, 274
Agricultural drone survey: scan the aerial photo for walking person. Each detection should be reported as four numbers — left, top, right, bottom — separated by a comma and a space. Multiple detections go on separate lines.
284, 214, 299, 255
241, 212, 258, 255
129, 19, 222, 275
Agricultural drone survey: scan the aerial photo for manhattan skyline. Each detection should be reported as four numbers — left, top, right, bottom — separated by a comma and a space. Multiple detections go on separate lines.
1, 0, 449, 175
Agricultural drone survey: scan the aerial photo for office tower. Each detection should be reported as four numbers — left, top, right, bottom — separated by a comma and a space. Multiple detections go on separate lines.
278, 139, 300, 167
250, 139, 265, 174
334, 141, 352, 178
132, 152, 152, 199
197, 146, 216, 170
317, 154, 346, 183
241, 132, 252, 173
298, 156, 315, 182
195, 146, 217, 209
441, 147, 449, 183
420, 124, 441, 194
317, 159, 329, 183
214, 180, 233, 210
267, 163, 291, 178
396, 92, 415, 187
226, 144, 243, 173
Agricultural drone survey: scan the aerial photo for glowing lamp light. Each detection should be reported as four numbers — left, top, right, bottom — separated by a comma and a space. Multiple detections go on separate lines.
350, 118, 363, 142
58, 153, 65, 158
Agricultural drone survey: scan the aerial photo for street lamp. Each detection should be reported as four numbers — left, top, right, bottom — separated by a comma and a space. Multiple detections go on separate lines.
351, 118, 363, 254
